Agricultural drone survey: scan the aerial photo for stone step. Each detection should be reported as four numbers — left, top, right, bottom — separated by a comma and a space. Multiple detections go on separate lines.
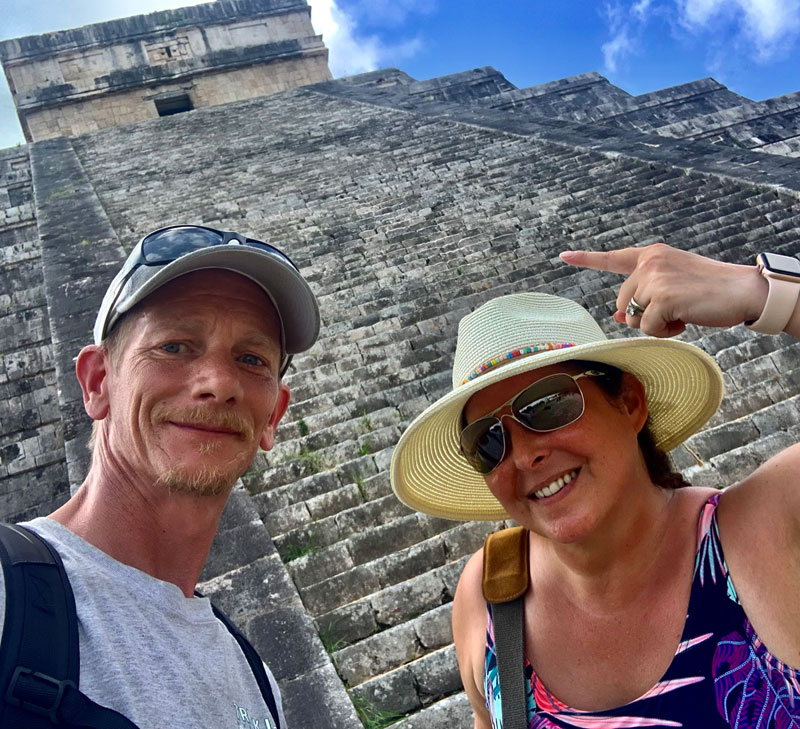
273, 492, 415, 564
389, 692, 473, 729
348, 644, 462, 720
333, 603, 455, 687
299, 525, 464, 617
313, 523, 499, 642
684, 424, 800, 489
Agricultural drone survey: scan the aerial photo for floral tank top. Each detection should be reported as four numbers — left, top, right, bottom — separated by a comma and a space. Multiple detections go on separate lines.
484, 493, 800, 728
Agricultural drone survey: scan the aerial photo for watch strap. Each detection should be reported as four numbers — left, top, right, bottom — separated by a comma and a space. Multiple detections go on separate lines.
747, 255, 800, 334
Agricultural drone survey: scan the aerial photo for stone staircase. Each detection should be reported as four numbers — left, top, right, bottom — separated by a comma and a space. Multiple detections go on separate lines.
0, 146, 69, 522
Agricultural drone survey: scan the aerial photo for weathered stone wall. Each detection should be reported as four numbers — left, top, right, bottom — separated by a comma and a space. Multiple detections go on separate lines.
22, 52, 331, 140
0, 146, 68, 521
0, 0, 330, 142
2, 70, 800, 728
472, 70, 800, 158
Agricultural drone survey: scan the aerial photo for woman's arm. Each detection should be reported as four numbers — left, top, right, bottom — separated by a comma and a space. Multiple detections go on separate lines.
562, 241, 800, 664
453, 549, 494, 729
560, 243, 800, 339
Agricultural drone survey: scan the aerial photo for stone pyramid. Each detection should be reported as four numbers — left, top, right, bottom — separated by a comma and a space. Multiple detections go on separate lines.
2, 65, 800, 728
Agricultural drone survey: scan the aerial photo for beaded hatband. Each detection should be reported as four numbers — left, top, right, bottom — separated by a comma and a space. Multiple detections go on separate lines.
461, 342, 575, 385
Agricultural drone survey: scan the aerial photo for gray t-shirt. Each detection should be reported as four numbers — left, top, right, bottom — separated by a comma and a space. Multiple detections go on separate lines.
0, 518, 284, 729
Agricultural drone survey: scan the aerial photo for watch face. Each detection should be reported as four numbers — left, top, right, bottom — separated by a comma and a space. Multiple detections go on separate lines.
761, 253, 800, 277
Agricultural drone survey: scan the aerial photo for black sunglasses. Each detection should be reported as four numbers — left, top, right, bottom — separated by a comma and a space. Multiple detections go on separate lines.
459, 370, 605, 474
100, 225, 299, 373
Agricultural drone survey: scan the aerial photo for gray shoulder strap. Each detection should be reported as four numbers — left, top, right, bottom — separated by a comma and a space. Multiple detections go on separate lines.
491, 598, 527, 729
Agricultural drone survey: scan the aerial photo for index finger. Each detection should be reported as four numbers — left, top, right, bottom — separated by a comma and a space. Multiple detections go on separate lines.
559, 248, 641, 275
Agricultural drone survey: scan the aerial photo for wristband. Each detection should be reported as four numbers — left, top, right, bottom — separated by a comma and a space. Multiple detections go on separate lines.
746, 253, 800, 334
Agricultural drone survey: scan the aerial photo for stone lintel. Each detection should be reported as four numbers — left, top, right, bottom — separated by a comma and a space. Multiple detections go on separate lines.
13, 38, 328, 113
0, 0, 311, 61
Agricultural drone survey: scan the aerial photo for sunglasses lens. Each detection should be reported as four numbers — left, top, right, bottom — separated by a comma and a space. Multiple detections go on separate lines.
514, 374, 584, 431
460, 419, 506, 474
141, 227, 224, 264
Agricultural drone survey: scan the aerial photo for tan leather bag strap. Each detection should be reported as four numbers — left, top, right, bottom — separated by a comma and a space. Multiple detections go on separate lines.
481, 526, 529, 729
481, 526, 529, 604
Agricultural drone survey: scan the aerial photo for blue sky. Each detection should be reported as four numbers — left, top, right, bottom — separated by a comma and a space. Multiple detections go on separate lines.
2, 0, 800, 147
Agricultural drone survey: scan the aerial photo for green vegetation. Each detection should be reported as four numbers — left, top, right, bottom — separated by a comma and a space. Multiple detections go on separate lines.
353, 473, 366, 499
318, 623, 345, 655
298, 419, 309, 437
297, 448, 324, 473
357, 439, 373, 457
350, 694, 403, 729
281, 535, 319, 563
359, 412, 373, 434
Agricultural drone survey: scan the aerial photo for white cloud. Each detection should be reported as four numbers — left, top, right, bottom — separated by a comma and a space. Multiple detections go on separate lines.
601, 1, 652, 73
600, 0, 800, 75
678, 0, 800, 60
602, 27, 633, 72
633, 0, 654, 19
308, 0, 423, 78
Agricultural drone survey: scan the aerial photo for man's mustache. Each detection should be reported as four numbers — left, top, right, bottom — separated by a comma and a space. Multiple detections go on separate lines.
152, 405, 254, 440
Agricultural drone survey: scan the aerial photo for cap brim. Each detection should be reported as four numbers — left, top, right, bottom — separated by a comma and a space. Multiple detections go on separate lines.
390, 337, 724, 521
103, 245, 320, 355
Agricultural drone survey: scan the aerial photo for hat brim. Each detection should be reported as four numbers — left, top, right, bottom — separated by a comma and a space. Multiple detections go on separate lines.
106, 245, 320, 355
390, 337, 724, 521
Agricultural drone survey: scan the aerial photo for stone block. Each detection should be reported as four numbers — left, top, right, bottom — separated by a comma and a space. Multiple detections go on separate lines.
334, 622, 419, 685
307, 483, 363, 520
414, 603, 454, 649
409, 645, 461, 701
203, 521, 275, 580
348, 514, 424, 565
372, 571, 447, 628
317, 599, 379, 647
281, 662, 361, 729
379, 536, 448, 588
199, 554, 298, 622
349, 666, 421, 716
390, 692, 473, 729
751, 397, 800, 435
247, 604, 329, 683
289, 541, 353, 589
301, 564, 382, 616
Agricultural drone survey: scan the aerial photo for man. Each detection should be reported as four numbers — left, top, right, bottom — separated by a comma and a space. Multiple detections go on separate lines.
0, 225, 320, 728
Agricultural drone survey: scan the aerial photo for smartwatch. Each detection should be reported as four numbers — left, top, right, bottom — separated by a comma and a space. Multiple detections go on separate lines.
746, 252, 800, 334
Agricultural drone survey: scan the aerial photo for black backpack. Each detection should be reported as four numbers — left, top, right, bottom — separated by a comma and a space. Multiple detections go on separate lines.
0, 523, 281, 729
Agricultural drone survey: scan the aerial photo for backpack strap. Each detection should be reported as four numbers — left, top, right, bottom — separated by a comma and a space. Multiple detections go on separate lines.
0, 523, 139, 729
203, 598, 282, 729
482, 526, 529, 729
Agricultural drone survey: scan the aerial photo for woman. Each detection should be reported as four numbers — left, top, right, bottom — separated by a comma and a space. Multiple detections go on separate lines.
390, 243, 800, 727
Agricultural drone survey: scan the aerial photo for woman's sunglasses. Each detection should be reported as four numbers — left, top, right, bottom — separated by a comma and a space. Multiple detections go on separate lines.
459, 370, 605, 474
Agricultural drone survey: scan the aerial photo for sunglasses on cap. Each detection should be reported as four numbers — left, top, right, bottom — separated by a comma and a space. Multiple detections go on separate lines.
98, 225, 302, 374
100, 225, 299, 336
459, 370, 605, 474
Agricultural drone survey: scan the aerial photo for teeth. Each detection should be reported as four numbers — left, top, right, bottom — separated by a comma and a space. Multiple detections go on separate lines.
533, 469, 578, 500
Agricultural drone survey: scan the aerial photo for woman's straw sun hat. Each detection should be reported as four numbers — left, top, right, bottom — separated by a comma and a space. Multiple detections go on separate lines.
390, 293, 724, 521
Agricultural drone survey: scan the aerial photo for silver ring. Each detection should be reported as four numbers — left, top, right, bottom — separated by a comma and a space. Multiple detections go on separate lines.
625, 296, 646, 318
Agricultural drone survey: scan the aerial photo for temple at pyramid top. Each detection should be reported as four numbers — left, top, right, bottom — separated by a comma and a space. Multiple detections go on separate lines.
0, 0, 331, 143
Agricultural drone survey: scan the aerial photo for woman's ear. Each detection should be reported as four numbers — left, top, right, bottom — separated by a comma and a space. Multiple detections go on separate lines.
621, 373, 649, 433
76, 345, 111, 421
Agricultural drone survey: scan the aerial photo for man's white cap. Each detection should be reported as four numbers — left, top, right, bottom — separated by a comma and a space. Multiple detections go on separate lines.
93, 226, 320, 376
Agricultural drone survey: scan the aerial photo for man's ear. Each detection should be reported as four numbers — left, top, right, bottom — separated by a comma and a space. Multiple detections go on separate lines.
76, 345, 111, 421
259, 383, 291, 451
621, 373, 649, 434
